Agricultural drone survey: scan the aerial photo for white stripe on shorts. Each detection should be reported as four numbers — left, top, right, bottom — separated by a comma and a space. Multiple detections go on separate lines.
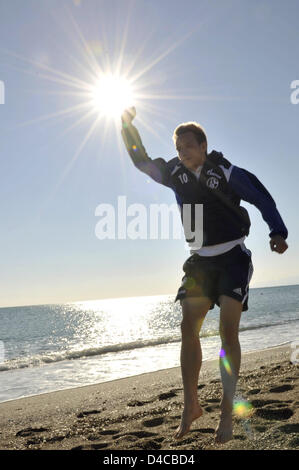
242, 259, 254, 304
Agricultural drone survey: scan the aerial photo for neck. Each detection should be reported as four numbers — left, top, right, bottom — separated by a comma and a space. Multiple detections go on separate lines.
191, 154, 206, 170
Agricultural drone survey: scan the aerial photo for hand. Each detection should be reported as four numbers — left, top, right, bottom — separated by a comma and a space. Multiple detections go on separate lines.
270, 235, 288, 254
121, 106, 136, 125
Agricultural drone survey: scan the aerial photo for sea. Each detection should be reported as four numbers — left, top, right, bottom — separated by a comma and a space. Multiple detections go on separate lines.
0, 285, 298, 404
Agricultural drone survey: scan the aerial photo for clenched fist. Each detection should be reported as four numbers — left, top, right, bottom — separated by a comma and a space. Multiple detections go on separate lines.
270, 235, 288, 254
121, 106, 136, 125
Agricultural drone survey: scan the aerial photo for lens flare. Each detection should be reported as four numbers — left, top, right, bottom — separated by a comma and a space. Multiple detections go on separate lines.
184, 276, 196, 289
233, 399, 254, 419
219, 348, 232, 375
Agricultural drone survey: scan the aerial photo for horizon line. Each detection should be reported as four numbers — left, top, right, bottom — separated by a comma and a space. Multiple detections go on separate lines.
1, 282, 299, 310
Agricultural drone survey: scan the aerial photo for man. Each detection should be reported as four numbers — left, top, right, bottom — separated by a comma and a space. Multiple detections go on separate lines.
121, 107, 288, 444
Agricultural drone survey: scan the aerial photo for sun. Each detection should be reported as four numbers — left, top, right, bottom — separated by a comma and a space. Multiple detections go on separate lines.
90, 73, 135, 120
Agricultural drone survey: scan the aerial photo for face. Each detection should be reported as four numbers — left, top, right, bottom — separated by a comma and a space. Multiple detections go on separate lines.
175, 132, 207, 170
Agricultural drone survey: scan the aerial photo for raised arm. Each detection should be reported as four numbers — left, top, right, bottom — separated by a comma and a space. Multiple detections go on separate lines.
228, 166, 288, 253
121, 107, 173, 188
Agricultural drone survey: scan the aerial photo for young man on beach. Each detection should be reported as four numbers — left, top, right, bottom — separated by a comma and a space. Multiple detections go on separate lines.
120, 107, 288, 444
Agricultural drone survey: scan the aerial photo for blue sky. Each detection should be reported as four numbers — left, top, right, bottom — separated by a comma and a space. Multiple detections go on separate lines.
0, 0, 298, 307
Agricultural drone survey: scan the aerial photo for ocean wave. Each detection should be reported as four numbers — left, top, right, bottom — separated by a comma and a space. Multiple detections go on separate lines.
1, 318, 298, 372
0, 336, 182, 372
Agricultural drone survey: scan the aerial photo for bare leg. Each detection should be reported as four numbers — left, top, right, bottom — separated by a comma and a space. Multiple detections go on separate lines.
174, 297, 212, 439
215, 295, 242, 444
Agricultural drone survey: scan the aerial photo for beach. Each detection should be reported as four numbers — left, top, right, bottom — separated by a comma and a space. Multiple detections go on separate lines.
0, 344, 298, 451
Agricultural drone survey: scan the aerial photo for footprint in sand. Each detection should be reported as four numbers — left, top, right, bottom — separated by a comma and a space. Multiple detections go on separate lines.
127, 399, 152, 407
77, 410, 101, 418
142, 417, 165, 427
46, 435, 66, 443
251, 399, 283, 407
111, 431, 158, 445
270, 365, 282, 371
247, 388, 261, 395
126, 431, 158, 438
127, 389, 178, 407
139, 439, 162, 450
277, 423, 299, 433
255, 407, 294, 420
195, 428, 214, 434
112, 435, 137, 444
158, 390, 177, 400
25, 438, 43, 446
204, 405, 218, 413
16, 427, 49, 437
99, 429, 120, 436
254, 425, 268, 432
268, 384, 294, 393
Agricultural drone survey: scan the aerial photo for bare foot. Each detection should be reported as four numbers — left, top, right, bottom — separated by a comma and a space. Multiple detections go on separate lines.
174, 404, 203, 440
215, 412, 233, 444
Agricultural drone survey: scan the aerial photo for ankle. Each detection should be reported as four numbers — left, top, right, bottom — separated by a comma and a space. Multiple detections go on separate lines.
220, 403, 233, 417
221, 394, 233, 409
183, 398, 201, 410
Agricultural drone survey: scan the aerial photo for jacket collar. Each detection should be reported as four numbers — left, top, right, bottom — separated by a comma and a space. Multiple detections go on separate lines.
173, 150, 223, 176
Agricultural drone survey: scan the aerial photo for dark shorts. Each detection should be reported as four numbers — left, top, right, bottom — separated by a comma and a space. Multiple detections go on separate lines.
175, 244, 254, 311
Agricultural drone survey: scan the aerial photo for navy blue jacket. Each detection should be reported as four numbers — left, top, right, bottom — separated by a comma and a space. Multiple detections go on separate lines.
121, 123, 288, 246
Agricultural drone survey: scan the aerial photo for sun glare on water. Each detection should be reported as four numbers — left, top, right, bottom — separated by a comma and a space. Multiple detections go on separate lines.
91, 73, 135, 120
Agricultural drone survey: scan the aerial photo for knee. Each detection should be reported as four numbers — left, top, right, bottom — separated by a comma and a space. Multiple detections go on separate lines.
180, 313, 206, 337
220, 332, 240, 348
219, 321, 240, 347
180, 299, 209, 337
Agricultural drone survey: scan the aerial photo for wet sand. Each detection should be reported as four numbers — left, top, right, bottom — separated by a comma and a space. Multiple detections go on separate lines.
0, 344, 298, 450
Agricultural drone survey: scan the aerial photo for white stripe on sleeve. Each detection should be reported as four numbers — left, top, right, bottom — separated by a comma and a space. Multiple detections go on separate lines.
219, 164, 234, 182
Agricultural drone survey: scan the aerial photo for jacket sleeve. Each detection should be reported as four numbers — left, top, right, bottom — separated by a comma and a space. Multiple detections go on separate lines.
228, 166, 288, 239
121, 122, 172, 188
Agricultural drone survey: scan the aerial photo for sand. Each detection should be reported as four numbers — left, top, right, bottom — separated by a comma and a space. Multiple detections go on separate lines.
0, 344, 298, 451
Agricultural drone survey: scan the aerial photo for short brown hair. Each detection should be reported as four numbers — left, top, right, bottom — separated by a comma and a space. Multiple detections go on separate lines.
172, 121, 207, 147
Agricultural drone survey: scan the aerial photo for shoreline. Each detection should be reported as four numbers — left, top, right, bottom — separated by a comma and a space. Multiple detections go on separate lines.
0, 341, 292, 406
0, 343, 298, 450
